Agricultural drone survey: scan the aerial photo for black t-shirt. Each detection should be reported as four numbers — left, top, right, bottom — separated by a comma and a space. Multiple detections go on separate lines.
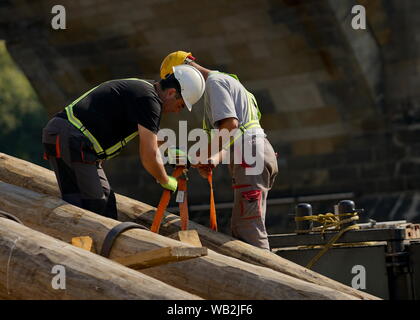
63, 79, 162, 153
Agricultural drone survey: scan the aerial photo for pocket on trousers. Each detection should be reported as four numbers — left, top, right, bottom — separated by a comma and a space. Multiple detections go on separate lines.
240, 189, 262, 220
69, 136, 97, 163
42, 130, 61, 159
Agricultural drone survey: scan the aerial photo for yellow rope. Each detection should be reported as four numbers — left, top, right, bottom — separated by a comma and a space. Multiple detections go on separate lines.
295, 212, 359, 235
293, 212, 361, 269
305, 224, 359, 269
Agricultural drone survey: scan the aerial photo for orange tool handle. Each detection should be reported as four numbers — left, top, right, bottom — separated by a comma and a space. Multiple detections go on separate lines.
207, 169, 218, 231
150, 166, 185, 233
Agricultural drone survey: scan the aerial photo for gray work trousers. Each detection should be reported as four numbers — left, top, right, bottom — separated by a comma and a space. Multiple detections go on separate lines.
42, 117, 117, 219
229, 137, 278, 250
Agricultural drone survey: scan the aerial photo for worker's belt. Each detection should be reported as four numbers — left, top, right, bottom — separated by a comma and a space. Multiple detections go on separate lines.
63, 105, 138, 160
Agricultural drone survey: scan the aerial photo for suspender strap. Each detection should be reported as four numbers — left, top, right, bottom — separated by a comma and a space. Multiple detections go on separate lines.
222, 72, 261, 123
65, 105, 107, 158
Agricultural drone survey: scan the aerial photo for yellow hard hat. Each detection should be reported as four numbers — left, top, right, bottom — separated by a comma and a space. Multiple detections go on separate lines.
160, 51, 195, 79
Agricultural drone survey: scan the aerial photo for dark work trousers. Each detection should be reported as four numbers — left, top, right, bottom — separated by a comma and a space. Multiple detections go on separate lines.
42, 117, 118, 219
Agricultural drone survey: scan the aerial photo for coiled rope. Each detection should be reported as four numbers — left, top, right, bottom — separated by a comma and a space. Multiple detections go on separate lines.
294, 212, 360, 269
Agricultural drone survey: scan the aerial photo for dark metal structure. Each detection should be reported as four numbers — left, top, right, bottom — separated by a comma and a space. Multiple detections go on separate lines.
269, 202, 420, 300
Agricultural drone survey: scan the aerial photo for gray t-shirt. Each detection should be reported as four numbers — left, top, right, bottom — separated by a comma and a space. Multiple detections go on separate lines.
203, 71, 266, 167
203, 71, 252, 129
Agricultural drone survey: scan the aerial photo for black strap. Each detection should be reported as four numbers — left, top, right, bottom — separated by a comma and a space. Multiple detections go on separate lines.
100, 222, 149, 258
0, 210, 24, 225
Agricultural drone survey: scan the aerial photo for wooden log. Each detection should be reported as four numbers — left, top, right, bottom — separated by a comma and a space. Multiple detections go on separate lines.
0, 152, 378, 300
0, 218, 201, 300
113, 246, 208, 270
0, 153, 61, 198
0, 181, 360, 300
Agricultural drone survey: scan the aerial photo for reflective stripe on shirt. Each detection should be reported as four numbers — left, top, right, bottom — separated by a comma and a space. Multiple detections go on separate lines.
64, 78, 152, 160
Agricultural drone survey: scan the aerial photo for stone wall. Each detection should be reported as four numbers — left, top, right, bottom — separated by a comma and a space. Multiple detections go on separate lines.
1, 0, 419, 233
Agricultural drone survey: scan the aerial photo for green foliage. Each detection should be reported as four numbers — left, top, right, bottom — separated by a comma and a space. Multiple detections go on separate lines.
0, 40, 48, 166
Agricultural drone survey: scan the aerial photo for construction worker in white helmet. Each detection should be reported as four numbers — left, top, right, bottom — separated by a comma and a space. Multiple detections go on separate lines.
160, 51, 278, 250
42, 64, 205, 219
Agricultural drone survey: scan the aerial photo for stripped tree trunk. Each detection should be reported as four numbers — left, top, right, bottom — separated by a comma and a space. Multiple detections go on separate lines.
0, 218, 201, 300
0, 152, 378, 300
0, 181, 361, 300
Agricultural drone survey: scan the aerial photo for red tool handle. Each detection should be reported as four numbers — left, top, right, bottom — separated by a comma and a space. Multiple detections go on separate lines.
207, 170, 218, 231
151, 166, 185, 233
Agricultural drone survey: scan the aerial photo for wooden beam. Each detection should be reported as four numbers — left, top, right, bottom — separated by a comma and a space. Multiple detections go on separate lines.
0, 152, 379, 300
168, 230, 202, 247
113, 246, 207, 270
0, 181, 363, 300
0, 219, 201, 300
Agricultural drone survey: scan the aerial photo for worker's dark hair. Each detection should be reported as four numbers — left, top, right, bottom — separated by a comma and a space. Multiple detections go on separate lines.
159, 73, 182, 99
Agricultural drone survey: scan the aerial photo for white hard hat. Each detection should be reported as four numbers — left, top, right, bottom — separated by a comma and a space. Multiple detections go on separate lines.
172, 64, 205, 111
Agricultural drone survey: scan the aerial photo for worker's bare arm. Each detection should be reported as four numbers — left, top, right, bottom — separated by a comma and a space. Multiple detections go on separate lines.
138, 124, 169, 185
209, 117, 239, 165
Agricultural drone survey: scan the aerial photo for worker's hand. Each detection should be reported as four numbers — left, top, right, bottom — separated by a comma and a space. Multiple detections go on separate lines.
160, 176, 178, 192
190, 152, 221, 169
167, 147, 189, 166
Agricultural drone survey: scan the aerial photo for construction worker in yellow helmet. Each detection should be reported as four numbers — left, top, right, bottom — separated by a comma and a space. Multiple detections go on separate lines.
42, 64, 205, 220
160, 51, 278, 250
